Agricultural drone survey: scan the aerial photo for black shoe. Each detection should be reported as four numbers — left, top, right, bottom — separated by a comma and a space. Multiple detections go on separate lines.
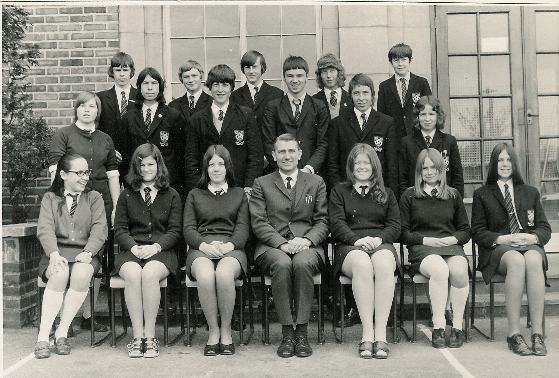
447, 328, 464, 348
531, 333, 547, 356
294, 335, 312, 358
203, 343, 220, 356
336, 307, 361, 328
277, 335, 295, 358
220, 342, 235, 355
507, 333, 532, 356
80, 317, 108, 332
431, 328, 446, 349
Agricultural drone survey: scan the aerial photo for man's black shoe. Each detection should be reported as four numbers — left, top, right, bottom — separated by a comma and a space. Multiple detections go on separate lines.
294, 335, 312, 357
277, 335, 295, 358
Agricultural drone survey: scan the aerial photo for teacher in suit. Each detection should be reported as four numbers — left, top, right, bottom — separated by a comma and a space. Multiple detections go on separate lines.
471, 143, 551, 356
250, 133, 329, 359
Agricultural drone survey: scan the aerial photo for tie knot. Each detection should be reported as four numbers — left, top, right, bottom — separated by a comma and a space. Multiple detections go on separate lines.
189, 95, 194, 102
286, 177, 292, 182
431, 188, 438, 197
218, 109, 224, 121
504, 183, 509, 190
400, 78, 406, 84
361, 113, 367, 121
144, 187, 151, 194
359, 185, 368, 195
214, 189, 224, 196
254, 86, 259, 93
121, 91, 126, 98
292, 98, 301, 106
67, 193, 79, 200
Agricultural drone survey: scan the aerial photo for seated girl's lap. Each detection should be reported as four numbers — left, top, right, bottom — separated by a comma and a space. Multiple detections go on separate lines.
119, 259, 169, 277
342, 248, 396, 277
498, 248, 544, 272
191, 255, 242, 277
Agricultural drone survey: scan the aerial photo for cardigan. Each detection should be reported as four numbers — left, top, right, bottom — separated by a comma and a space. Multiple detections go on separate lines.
329, 183, 401, 246
183, 187, 250, 250
37, 190, 108, 260
114, 187, 183, 252
399, 187, 470, 246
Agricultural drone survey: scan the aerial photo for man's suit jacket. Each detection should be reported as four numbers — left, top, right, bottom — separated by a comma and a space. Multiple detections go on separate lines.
261, 94, 330, 174
168, 91, 213, 124
377, 73, 432, 142
184, 102, 263, 191
399, 128, 464, 197
249, 171, 329, 261
121, 104, 185, 191
230, 81, 284, 132
471, 183, 551, 271
312, 88, 352, 119
327, 109, 398, 195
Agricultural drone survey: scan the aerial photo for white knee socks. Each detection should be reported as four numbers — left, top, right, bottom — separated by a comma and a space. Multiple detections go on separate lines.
55, 289, 88, 339
449, 285, 469, 330
429, 277, 448, 329
37, 288, 64, 342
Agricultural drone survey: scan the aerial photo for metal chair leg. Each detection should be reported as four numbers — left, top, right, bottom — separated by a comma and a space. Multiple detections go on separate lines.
163, 287, 169, 346
263, 278, 270, 345
185, 286, 191, 346
490, 282, 495, 341
340, 283, 345, 343
317, 283, 323, 344
246, 278, 254, 345
239, 285, 244, 345
90, 284, 95, 346
412, 283, 417, 343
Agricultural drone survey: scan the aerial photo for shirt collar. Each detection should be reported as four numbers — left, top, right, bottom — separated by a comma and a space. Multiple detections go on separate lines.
287, 92, 306, 105
247, 80, 263, 92
497, 179, 514, 192
63, 190, 81, 197
353, 107, 372, 121
114, 84, 131, 97
421, 129, 436, 139
208, 182, 228, 194
140, 183, 158, 193
142, 102, 158, 113
353, 182, 370, 193
186, 88, 203, 102
324, 87, 342, 100
279, 169, 299, 185
395, 72, 411, 83
74, 121, 96, 133
211, 102, 229, 116
424, 183, 439, 194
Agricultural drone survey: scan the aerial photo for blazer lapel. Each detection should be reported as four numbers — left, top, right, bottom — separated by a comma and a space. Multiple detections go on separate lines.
488, 184, 508, 212
239, 84, 254, 108
346, 111, 363, 138
361, 110, 379, 139
146, 105, 166, 138
413, 129, 427, 149
402, 76, 416, 106
296, 94, 312, 126
195, 92, 212, 114
430, 130, 444, 150
340, 89, 351, 112
106, 88, 118, 118
389, 75, 402, 108
280, 95, 296, 123
220, 104, 235, 134
513, 185, 524, 225
273, 171, 291, 200
293, 173, 309, 208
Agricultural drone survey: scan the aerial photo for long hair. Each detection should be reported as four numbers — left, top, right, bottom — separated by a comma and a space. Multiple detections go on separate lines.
135, 67, 166, 106
197, 145, 236, 189
412, 95, 446, 130
73, 91, 102, 125
413, 148, 456, 200
486, 142, 525, 185
345, 143, 387, 205
50, 153, 88, 215
126, 143, 170, 191
241, 50, 267, 75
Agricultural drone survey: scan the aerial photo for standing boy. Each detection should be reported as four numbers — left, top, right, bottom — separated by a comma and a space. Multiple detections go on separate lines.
169, 60, 212, 124
312, 53, 351, 120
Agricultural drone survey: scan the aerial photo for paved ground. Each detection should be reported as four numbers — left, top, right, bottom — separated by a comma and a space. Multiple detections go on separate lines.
3, 317, 557, 377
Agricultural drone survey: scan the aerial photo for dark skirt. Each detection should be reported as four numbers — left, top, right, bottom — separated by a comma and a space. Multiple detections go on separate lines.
185, 249, 247, 281
481, 244, 548, 286
114, 249, 178, 276
408, 244, 466, 276
333, 243, 400, 278
39, 254, 101, 282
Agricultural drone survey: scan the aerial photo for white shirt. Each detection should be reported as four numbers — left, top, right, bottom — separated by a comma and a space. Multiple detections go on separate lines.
247, 80, 263, 102
211, 102, 229, 134
424, 183, 439, 196
140, 183, 158, 202
497, 179, 522, 230
63, 190, 81, 212
324, 87, 342, 119
287, 93, 306, 118
142, 103, 159, 123
114, 84, 132, 110
421, 129, 436, 143
353, 182, 370, 194
279, 169, 299, 189
395, 72, 411, 105
208, 182, 229, 195
353, 107, 372, 129
186, 88, 203, 107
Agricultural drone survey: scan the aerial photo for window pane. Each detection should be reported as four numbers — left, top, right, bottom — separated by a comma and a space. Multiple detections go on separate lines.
536, 11, 559, 51
538, 96, 559, 135
246, 5, 280, 35
282, 5, 316, 34
206, 38, 241, 79
171, 83, 186, 100
170, 6, 203, 37
483, 140, 511, 178
282, 35, 317, 78
458, 141, 482, 181
537, 53, 559, 93
540, 180, 559, 228
450, 98, 480, 138
481, 55, 510, 95
449, 56, 479, 96
480, 13, 509, 53
205, 5, 239, 37
247, 36, 282, 80
171, 39, 205, 79
482, 98, 512, 138
447, 14, 477, 54
540, 138, 559, 179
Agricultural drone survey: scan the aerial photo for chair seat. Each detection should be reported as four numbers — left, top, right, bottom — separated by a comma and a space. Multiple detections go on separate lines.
412, 274, 429, 284
491, 274, 505, 283
264, 273, 321, 286
110, 276, 167, 289
339, 274, 399, 285
181, 274, 243, 287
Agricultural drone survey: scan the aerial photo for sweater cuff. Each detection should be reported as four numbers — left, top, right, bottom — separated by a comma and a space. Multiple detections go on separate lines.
348, 235, 360, 246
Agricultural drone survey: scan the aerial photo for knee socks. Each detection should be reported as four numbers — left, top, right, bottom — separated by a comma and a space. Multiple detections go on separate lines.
429, 277, 448, 329
55, 289, 88, 339
37, 288, 64, 342
449, 285, 469, 330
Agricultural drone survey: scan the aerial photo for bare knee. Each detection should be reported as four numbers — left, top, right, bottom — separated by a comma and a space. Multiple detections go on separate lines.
192, 258, 216, 284
344, 251, 373, 278
215, 260, 239, 284
524, 250, 544, 273
119, 262, 142, 286
500, 251, 526, 277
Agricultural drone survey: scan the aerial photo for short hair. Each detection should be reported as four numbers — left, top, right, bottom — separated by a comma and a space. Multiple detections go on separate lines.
345, 143, 387, 205
108, 52, 135, 78
241, 50, 267, 75
197, 145, 237, 189
315, 53, 346, 89
126, 143, 170, 191
274, 133, 301, 151
485, 143, 525, 186
135, 67, 166, 106
177, 60, 204, 82
283, 55, 309, 75
414, 148, 456, 200
413, 95, 446, 130
73, 91, 102, 124
348, 73, 375, 97
388, 43, 413, 62
205, 64, 236, 91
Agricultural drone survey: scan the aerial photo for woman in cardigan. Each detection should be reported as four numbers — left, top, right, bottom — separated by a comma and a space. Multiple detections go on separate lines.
329, 143, 400, 359
114, 143, 182, 358
183, 145, 250, 356
35, 153, 108, 359
399, 148, 470, 349
472, 143, 551, 356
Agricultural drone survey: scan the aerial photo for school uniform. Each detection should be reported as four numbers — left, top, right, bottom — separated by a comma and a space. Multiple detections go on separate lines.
168, 90, 213, 124
113, 186, 183, 275
312, 88, 352, 120
328, 183, 401, 277
377, 73, 432, 142
327, 108, 398, 195
231, 81, 284, 131
471, 182, 551, 284
399, 187, 471, 275
399, 128, 464, 197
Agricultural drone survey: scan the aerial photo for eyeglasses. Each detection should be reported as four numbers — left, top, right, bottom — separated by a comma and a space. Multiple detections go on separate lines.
67, 169, 93, 177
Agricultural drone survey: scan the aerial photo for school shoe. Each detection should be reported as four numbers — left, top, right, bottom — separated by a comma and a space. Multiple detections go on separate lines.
127, 338, 144, 358
294, 335, 312, 358
54, 337, 71, 355
277, 334, 295, 358
431, 328, 446, 349
143, 338, 160, 358
447, 328, 464, 348
531, 333, 547, 356
507, 333, 532, 356
80, 317, 108, 332
34, 341, 51, 359
336, 307, 361, 328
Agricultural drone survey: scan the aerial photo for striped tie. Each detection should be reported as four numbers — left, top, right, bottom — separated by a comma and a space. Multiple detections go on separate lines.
189, 95, 195, 111
293, 99, 301, 121
400, 78, 407, 104
144, 187, 152, 206
425, 135, 431, 147
253, 86, 259, 103
360, 113, 367, 129
68, 193, 79, 216
504, 184, 521, 234
120, 91, 128, 117
330, 91, 337, 107
144, 108, 152, 131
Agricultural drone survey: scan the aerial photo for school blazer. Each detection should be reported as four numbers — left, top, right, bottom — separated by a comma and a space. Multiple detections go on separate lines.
399, 128, 464, 197
184, 102, 263, 191
230, 81, 284, 131
121, 104, 185, 190
262, 94, 330, 174
249, 171, 329, 261
471, 184, 551, 270
377, 73, 432, 141
327, 109, 398, 195
312, 89, 352, 119
168, 91, 213, 124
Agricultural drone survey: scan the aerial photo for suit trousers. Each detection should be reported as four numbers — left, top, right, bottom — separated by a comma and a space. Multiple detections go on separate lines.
256, 248, 321, 325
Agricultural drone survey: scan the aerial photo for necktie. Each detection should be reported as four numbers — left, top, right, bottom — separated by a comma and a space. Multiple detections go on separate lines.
330, 91, 337, 107
431, 188, 438, 197
120, 91, 128, 117
68, 193, 79, 216
425, 135, 431, 147
400, 78, 407, 104
253, 86, 259, 103
293, 99, 301, 121
189, 95, 195, 111
218, 109, 224, 121
144, 187, 152, 206
144, 108, 152, 131
504, 184, 521, 234
360, 113, 367, 129
286, 177, 292, 190
359, 185, 368, 195
214, 189, 224, 196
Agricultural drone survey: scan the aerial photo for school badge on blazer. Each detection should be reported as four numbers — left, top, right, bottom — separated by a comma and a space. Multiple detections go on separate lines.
159, 130, 169, 147
373, 136, 384, 152
234, 130, 245, 146
412, 92, 421, 105
442, 150, 450, 171
527, 209, 535, 227
305, 194, 313, 204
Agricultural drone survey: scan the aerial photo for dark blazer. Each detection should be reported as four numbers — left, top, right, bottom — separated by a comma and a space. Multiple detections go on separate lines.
327, 109, 398, 195
399, 128, 464, 197
121, 104, 185, 191
262, 94, 330, 174
312, 89, 352, 119
168, 91, 213, 124
184, 102, 263, 191
249, 171, 329, 261
471, 183, 551, 271
230, 81, 284, 131
377, 73, 432, 142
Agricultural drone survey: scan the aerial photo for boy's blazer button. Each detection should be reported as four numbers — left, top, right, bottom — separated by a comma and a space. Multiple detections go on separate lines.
148, 222, 151, 226
148, 234, 152, 239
